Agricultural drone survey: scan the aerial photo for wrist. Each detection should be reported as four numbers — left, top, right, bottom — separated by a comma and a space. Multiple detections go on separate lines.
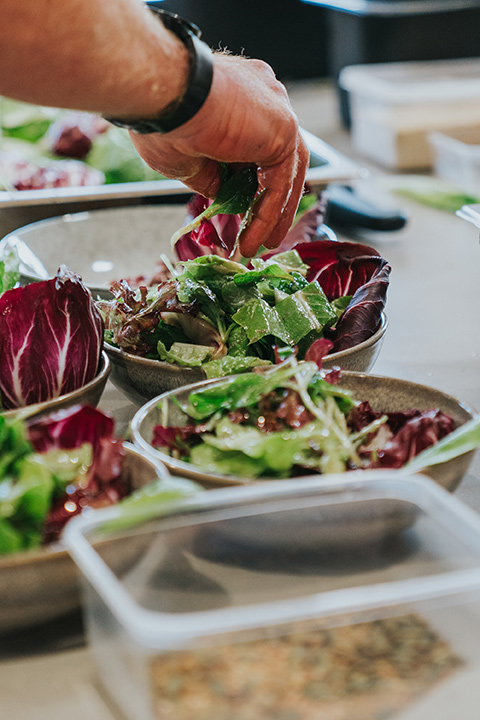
105, 6, 213, 134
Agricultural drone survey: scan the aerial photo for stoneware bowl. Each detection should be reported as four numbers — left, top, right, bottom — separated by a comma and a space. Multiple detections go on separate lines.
105, 314, 387, 406
2, 350, 111, 422
130, 370, 476, 492
0, 205, 188, 299
0, 442, 170, 635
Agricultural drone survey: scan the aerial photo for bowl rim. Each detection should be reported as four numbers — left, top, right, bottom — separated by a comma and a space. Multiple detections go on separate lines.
326, 312, 388, 360
1, 349, 110, 420
104, 312, 388, 373
104, 340, 207, 376
0, 441, 168, 568
130, 367, 476, 487
2, 204, 189, 295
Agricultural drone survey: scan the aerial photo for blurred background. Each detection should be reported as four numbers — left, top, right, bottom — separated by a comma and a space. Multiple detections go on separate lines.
158, 0, 480, 80
158, 0, 480, 124
157, 0, 330, 80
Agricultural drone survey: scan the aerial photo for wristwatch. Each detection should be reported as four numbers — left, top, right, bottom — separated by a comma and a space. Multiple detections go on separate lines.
105, 5, 214, 134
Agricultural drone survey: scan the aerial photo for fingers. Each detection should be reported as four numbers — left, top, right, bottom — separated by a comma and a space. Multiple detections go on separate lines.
129, 132, 222, 198
262, 135, 309, 249
238, 133, 310, 257
180, 157, 222, 199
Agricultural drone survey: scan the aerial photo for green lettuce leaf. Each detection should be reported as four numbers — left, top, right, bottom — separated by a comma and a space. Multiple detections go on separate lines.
171, 166, 258, 247
190, 417, 353, 478
0, 98, 56, 142
184, 362, 310, 420
189, 443, 263, 478
203, 355, 271, 378
232, 298, 289, 344
99, 476, 202, 532
275, 282, 337, 345
232, 262, 294, 287
157, 340, 214, 367
0, 456, 54, 554
405, 415, 480, 472
0, 245, 20, 294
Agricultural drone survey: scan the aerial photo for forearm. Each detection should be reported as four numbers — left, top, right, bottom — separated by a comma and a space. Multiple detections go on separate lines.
0, 0, 189, 117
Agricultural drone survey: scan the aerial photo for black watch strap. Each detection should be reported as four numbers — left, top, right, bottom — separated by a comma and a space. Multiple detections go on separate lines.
105, 5, 213, 134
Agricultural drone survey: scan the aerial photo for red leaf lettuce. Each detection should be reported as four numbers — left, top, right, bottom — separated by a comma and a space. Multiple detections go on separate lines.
27, 404, 127, 542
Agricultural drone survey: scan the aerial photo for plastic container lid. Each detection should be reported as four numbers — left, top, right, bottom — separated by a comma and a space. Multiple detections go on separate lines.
430, 129, 480, 157
339, 58, 480, 103
64, 470, 480, 650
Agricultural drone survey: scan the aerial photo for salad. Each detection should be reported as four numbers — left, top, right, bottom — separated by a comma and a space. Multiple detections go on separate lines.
97, 186, 391, 377
150, 359, 480, 480
0, 99, 163, 190
0, 405, 126, 554
0, 404, 200, 556
99, 243, 389, 379
98, 183, 390, 378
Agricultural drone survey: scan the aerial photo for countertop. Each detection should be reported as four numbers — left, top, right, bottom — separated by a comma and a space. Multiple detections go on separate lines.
2, 78, 480, 720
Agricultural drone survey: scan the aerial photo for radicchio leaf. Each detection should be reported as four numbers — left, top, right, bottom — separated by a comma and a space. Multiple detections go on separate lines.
175, 195, 243, 262
172, 167, 257, 254
46, 111, 109, 159
0, 151, 105, 191
304, 338, 334, 367
331, 262, 391, 352
27, 404, 115, 453
27, 405, 127, 543
292, 240, 384, 301
174, 193, 325, 263
349, 401, 456, 469
270, 196, 328, 253
0, 265, 103, 409
152, 424, 204, 453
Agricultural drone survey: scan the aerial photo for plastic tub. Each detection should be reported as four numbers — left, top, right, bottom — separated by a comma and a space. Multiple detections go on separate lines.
64, 471, 480, 720
430, 127, 480, 196
302, 0, 480, 126
339, 58, 480, 169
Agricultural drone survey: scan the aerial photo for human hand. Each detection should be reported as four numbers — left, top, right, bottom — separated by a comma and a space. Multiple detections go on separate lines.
130, 53, 309, 257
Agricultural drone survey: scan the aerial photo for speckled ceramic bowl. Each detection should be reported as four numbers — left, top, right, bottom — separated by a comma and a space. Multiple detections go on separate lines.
131, 370, 476, 492
1, 205, 188, 299
0, 442, 171, 635
2, 350, 110, 421
105, 314, 387, 406
104, 341, 206, 406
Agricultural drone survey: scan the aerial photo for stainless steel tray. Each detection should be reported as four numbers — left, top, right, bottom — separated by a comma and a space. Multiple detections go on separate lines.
0, 129, 364, 209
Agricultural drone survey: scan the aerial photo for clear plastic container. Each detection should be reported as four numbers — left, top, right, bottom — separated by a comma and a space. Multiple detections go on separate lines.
429, 127, 480, 196
339, 58, 480, 169
64, 470, 480, 720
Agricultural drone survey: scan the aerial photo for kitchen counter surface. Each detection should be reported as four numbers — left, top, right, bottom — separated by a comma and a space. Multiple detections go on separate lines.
2, 78, 480, 720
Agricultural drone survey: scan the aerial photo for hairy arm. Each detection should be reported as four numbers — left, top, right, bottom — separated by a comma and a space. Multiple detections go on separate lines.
0, 0, 189, 118
1, 0, 308, 256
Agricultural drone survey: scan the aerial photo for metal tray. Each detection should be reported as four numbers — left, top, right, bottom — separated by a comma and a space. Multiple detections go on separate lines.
0, 129, 364, 209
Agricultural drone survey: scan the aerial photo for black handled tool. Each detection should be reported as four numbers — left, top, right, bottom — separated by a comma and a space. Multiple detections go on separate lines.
325, 184, 408, 233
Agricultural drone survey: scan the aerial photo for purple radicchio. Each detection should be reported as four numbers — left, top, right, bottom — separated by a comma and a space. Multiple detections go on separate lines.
174, 193, 327, 263
0, 265, 103, 409
330, 262, 390, 352
288, 240, 387, 301
27, 404, 127, 543
349, 401, 456, 469
175, 194, 243, 261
